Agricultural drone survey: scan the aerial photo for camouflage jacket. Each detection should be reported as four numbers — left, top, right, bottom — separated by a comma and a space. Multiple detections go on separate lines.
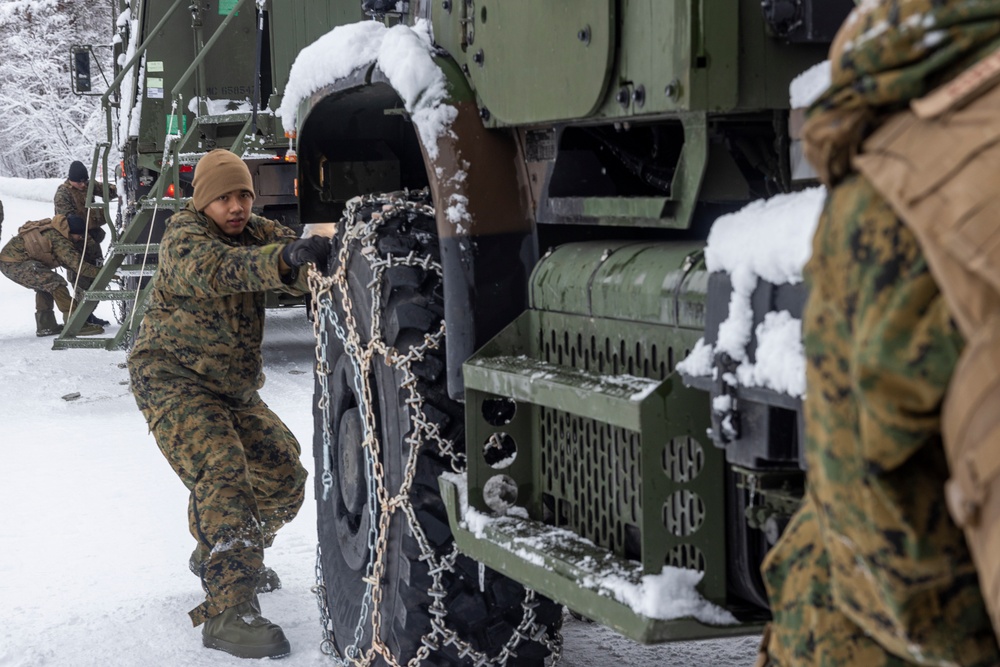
128, 202, 308, 423
803, 0, 1000, 186
0, 215, 99, 279
54, 180, 116, 226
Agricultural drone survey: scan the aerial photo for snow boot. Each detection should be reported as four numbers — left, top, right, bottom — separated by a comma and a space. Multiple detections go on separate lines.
35, 311, 63, 337
189, 546, 282, 593
59, 311, 104, 336
202, 600, 291, 659
76, 320, 105, 336
86, 313, 110, 327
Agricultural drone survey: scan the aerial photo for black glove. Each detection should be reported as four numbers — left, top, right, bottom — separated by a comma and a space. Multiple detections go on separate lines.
281, 236, 331, 270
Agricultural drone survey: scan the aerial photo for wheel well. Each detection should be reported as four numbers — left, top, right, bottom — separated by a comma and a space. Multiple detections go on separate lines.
297, 81, 430, 225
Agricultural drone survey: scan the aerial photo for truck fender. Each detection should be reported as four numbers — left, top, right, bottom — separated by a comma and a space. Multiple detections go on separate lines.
296, 55, 536, 399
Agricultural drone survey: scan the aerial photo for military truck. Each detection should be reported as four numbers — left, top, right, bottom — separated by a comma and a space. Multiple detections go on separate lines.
79, 0, 853, 664
59, 0, 328, 349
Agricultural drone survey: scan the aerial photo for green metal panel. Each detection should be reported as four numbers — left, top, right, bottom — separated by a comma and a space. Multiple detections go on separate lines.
609, 0, 704, 114
443, 0, 615, 124
135, 0, 257, 153
267, 0, 363, 108
443, 0, 829, 127
529, 242, 630, 316
590, 243, 707, 324
530, 241, 708, 327
464, 310, 724, 590
735, 0, 832, 111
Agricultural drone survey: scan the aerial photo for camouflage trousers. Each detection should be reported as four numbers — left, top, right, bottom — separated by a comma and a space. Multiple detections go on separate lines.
142, 380, 306, 626
67, 234, 101, 301
0, 258, 74, 313
762, 175, 1000, 666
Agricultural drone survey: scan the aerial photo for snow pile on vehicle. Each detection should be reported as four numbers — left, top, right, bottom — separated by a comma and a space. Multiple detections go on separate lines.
789, 60, 830, 108
676, 187, 826, 398
279, 19, 456, 160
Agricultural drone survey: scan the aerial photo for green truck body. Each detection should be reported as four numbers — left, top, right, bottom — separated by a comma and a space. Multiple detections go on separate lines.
79, 1, 854, 663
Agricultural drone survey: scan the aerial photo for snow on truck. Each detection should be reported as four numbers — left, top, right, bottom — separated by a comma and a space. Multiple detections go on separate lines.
69, 0, 853, 664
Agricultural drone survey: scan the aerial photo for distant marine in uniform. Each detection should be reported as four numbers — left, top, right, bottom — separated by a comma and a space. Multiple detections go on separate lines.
0, 214, 104, 337
55, 159, 115, 327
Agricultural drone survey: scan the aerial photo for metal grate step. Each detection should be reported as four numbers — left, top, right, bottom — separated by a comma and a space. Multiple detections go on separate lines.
463, 354, 663, 432
112, 244, 160, 255
439, 477, 765, 644
115, 265, 158, 278
84, 290, 140, 301
51, 337, 118, 350
139, 197, 190, 210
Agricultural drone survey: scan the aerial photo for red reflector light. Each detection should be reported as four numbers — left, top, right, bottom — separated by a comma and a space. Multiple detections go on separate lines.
179, 165, 194, 173
166, 183, 175, 197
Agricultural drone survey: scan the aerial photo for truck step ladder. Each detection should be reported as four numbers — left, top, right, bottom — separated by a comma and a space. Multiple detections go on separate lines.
52, 184, 171, 350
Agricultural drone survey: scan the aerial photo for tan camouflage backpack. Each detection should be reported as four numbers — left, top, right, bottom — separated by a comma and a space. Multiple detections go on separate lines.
17, 218, 61, 268
853, 47, 1000, 641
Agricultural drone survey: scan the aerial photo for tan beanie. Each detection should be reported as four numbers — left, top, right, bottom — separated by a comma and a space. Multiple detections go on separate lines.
192, 149, 255, 211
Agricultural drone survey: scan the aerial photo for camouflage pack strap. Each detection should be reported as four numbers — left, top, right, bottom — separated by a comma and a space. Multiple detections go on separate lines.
17, 217, 59, 268
853, 51, 1000, 640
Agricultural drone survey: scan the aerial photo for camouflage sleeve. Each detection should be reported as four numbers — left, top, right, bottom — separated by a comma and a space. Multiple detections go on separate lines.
251, 214, 298, 244
83, 235, 103, 264
245, 214, 310, 294
54, 184, 76, 217
836, 179, 964, 468
157, 218, 292, 298
50, 234, 99, 279
92, 181, 118, 201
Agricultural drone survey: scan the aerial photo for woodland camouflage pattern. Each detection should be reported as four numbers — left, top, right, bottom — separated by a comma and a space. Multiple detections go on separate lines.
764, 1, 1000, 664
54, 180, 109, 272
0, 259, 74, 313
127, 202, 309, 626
0, 222, 99, 273
0, 223, 98, 313
803, 0, 1000, 186
54, 179, 117, 222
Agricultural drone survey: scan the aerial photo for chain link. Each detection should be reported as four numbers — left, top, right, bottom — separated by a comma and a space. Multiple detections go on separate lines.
307, 192, 561, 666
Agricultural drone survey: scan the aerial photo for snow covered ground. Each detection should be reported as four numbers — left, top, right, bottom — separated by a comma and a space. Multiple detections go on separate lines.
0, 188, 758, 666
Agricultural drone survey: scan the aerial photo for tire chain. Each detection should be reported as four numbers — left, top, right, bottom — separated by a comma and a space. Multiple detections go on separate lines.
307, 191, 563, 666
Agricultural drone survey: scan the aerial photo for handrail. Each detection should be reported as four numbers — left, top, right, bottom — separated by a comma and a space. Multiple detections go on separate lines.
101, 0, 186, 107
93, 0, 188, 235
162, 0, 250, 212
170, 0, 249, 97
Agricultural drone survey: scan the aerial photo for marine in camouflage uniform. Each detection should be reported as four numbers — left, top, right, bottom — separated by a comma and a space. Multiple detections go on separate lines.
127, 149, 329, 658
55, 160, 115, 301
0, 214, 101, 336
761, 2, 1000, 665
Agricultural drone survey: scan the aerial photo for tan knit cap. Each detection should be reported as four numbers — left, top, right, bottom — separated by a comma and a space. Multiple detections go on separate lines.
192, 149, 255, 211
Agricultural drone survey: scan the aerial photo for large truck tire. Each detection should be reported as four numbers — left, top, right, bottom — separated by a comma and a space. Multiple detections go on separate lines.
311, 191, 563, 666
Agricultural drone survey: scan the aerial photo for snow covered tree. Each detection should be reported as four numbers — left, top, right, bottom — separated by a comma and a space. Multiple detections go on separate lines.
0, 1, 116, 178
